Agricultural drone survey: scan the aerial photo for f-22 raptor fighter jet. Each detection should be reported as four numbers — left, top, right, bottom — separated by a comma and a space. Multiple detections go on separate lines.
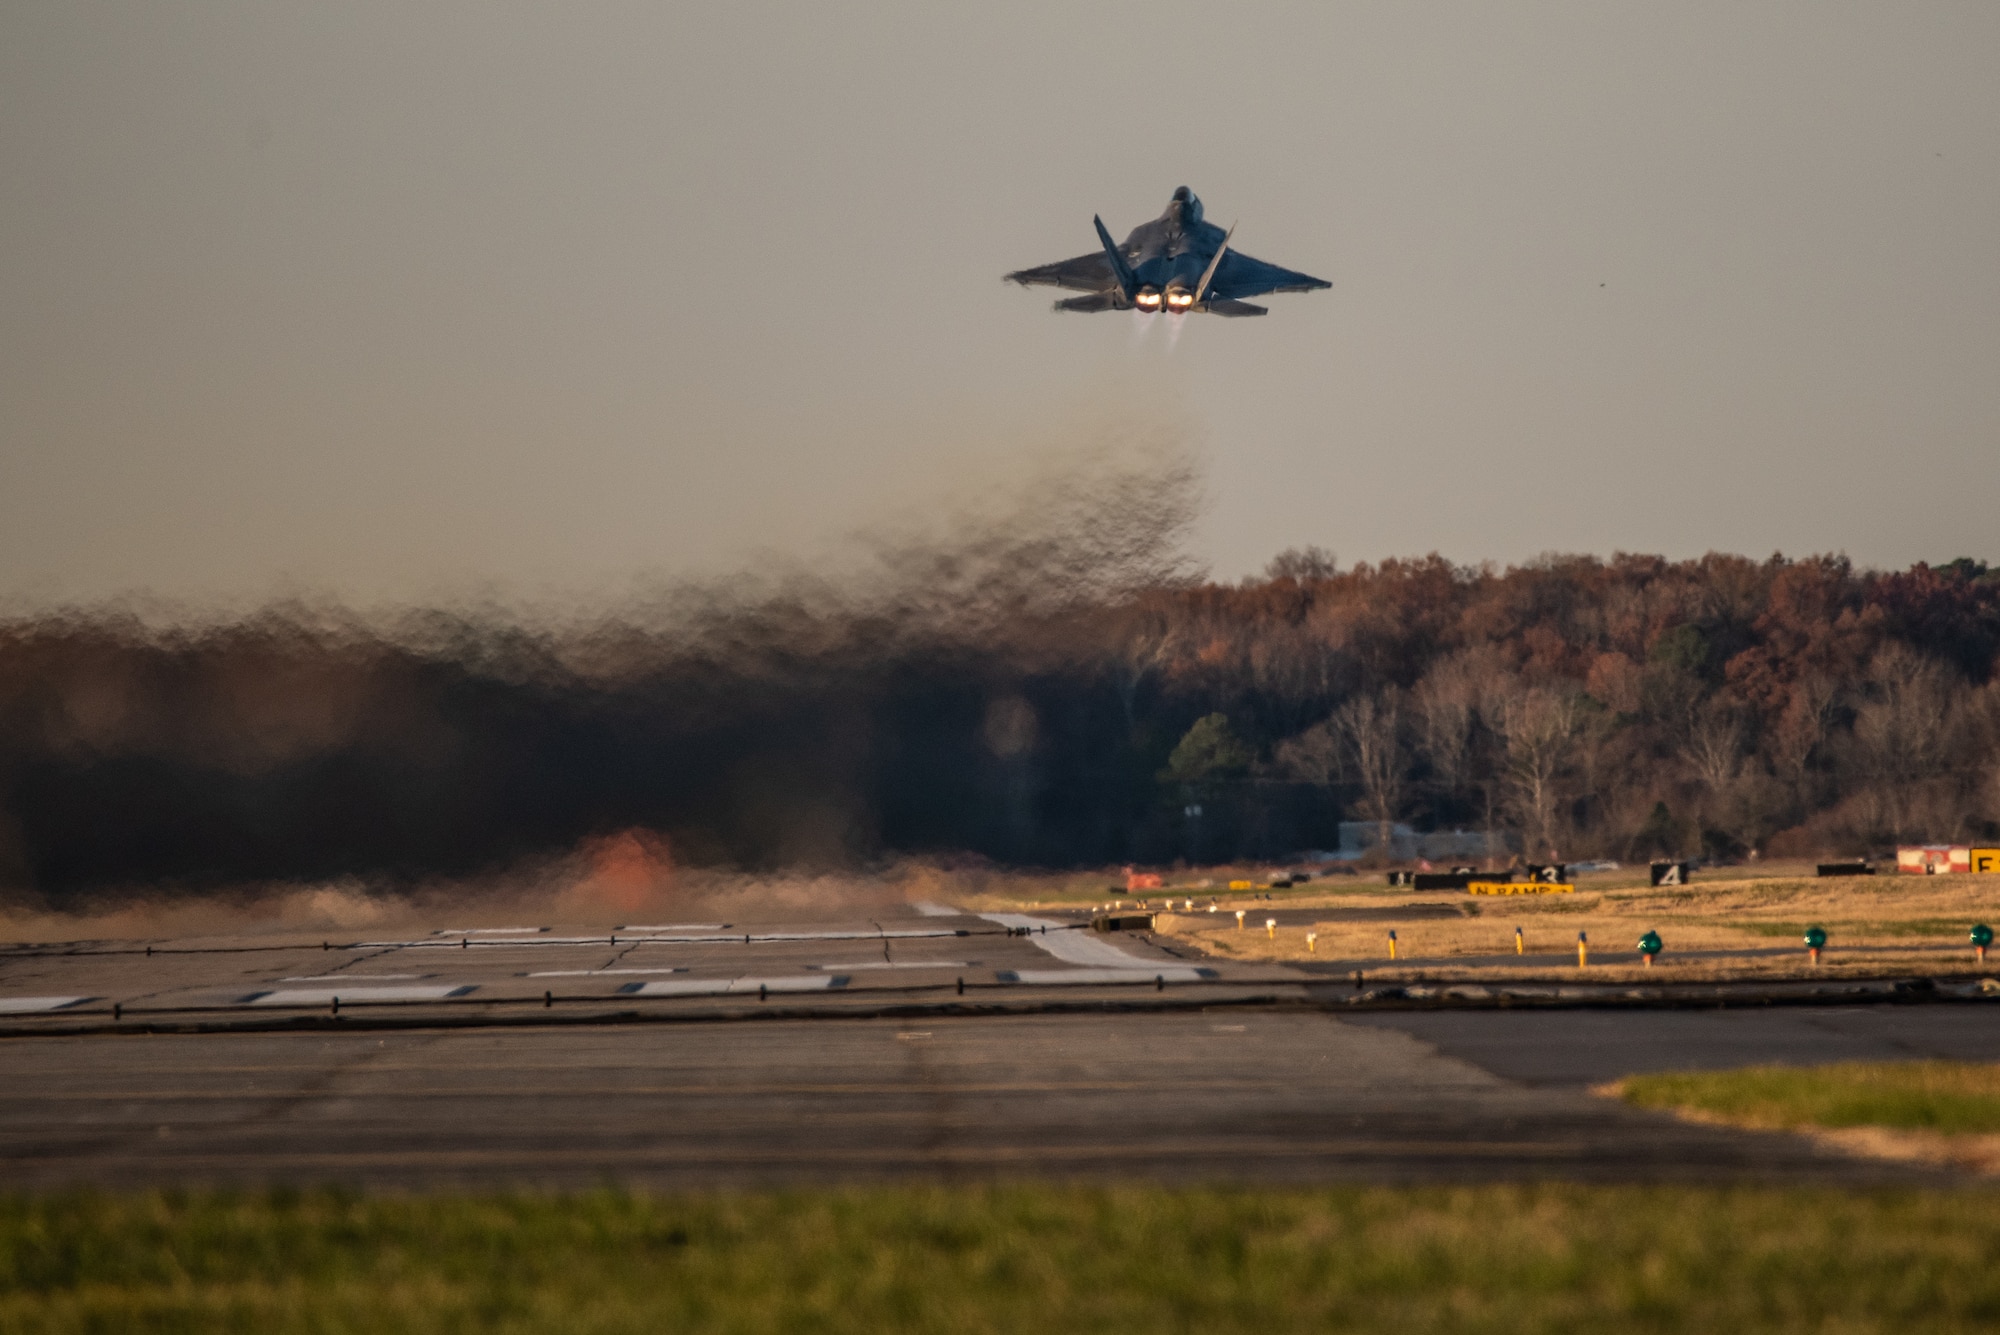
1006, 187, 1329, 317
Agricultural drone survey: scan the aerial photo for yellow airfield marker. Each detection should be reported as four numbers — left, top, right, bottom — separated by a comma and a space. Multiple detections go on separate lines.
1388, 929, 1399, 960
1577, 931, 1589, 969
1514, 927, 1524, 955
1235, 909, 1246, 930
1306, 932, 1318, 953
1265, 917, 1276, 939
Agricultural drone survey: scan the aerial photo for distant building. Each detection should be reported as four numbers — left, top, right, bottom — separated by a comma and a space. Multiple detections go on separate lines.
1898, 845, 1970, 874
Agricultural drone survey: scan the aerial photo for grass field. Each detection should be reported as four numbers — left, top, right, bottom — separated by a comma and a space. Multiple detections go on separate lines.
1618, 1062, 2000, 1135
1609, 1061, 2000, 1177
962, 864, 2000, 981
5, 1185, 2000, 1333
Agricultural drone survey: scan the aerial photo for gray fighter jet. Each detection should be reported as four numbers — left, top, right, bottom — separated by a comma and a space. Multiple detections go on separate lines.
1006, 186, 1329, 317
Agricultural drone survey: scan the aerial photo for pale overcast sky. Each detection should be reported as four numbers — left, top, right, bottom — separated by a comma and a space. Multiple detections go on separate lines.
3, 2, 1996, 607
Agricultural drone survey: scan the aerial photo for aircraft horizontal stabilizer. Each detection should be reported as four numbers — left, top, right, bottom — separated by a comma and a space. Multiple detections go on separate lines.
1205, 299, 1267, 317
1054, 293, 1120, 313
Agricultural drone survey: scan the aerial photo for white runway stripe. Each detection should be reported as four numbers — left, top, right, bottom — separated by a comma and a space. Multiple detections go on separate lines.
0, 995, 92, 1014
808, 961, 968, 970
431, 927, 549, 935
615, 924, 728, 931
996, 968, 1215, 985
974, 913, 1164, 968
617, 976, 849, 997
241, 986, 477, 1006
280, 973, 425, 982
526, 967, 689, 978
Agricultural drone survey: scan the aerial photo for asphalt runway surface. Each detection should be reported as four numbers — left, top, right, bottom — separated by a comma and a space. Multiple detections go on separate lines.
1, 900, 1991, 1188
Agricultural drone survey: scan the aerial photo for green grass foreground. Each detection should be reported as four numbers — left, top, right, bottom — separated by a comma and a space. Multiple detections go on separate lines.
1621, 1062, 2000, 1135
4, 1185, 2000, 1333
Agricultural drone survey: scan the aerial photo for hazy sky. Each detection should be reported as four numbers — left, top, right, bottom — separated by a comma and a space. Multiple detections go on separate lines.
3, 2, 1996, 607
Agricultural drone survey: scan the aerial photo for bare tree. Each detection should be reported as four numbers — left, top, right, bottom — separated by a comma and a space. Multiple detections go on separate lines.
1273, 719, 1342, 789
1678, 696, 1745, 853
1263, 546, 1338, 582
1413, 665, 1477, 801
1851, 644, 1958, 840
1333, 690, 1406, 853
1494, 685, 1583, 859
1768, 673, 1837, 790
1681, 696, 1744, 792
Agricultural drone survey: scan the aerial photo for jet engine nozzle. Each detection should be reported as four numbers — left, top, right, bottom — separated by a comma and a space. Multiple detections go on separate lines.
1134, 287, 1163, 311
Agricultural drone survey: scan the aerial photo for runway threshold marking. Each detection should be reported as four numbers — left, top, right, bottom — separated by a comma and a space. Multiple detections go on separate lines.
0, 996, 94, 1014
239, 985, 479, 1006
525, 967, 689, 978
618, 976, 851, 997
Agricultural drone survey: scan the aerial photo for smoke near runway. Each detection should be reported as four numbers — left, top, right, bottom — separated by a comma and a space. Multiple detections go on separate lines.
0, 431, 1204, 908
4, 417, 1999, 911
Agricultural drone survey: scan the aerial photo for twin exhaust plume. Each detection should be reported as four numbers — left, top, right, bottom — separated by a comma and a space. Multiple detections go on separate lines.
1009, 188, 1329, 318
1124, 222, 1236, 313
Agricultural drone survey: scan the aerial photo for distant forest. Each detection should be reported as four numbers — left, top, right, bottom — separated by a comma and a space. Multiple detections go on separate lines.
4, 549, 1999, 902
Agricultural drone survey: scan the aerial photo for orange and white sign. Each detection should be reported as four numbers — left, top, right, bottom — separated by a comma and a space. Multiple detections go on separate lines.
1898, 846, 1970, 874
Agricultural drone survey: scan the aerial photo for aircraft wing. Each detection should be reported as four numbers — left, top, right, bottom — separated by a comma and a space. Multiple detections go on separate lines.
1206, 250, 1330, 300
1005, 251, 1115, 292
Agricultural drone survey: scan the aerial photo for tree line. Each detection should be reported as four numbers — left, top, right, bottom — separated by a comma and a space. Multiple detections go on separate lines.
1, 549, 1996, 903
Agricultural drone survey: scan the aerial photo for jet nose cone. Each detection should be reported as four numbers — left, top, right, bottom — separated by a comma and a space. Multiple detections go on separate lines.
1172, 186, 1193, 202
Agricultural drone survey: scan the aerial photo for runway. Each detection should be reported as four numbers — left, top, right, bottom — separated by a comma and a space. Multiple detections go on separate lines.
0, 901, 1236, 1025
0, 901, 1989, 1188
